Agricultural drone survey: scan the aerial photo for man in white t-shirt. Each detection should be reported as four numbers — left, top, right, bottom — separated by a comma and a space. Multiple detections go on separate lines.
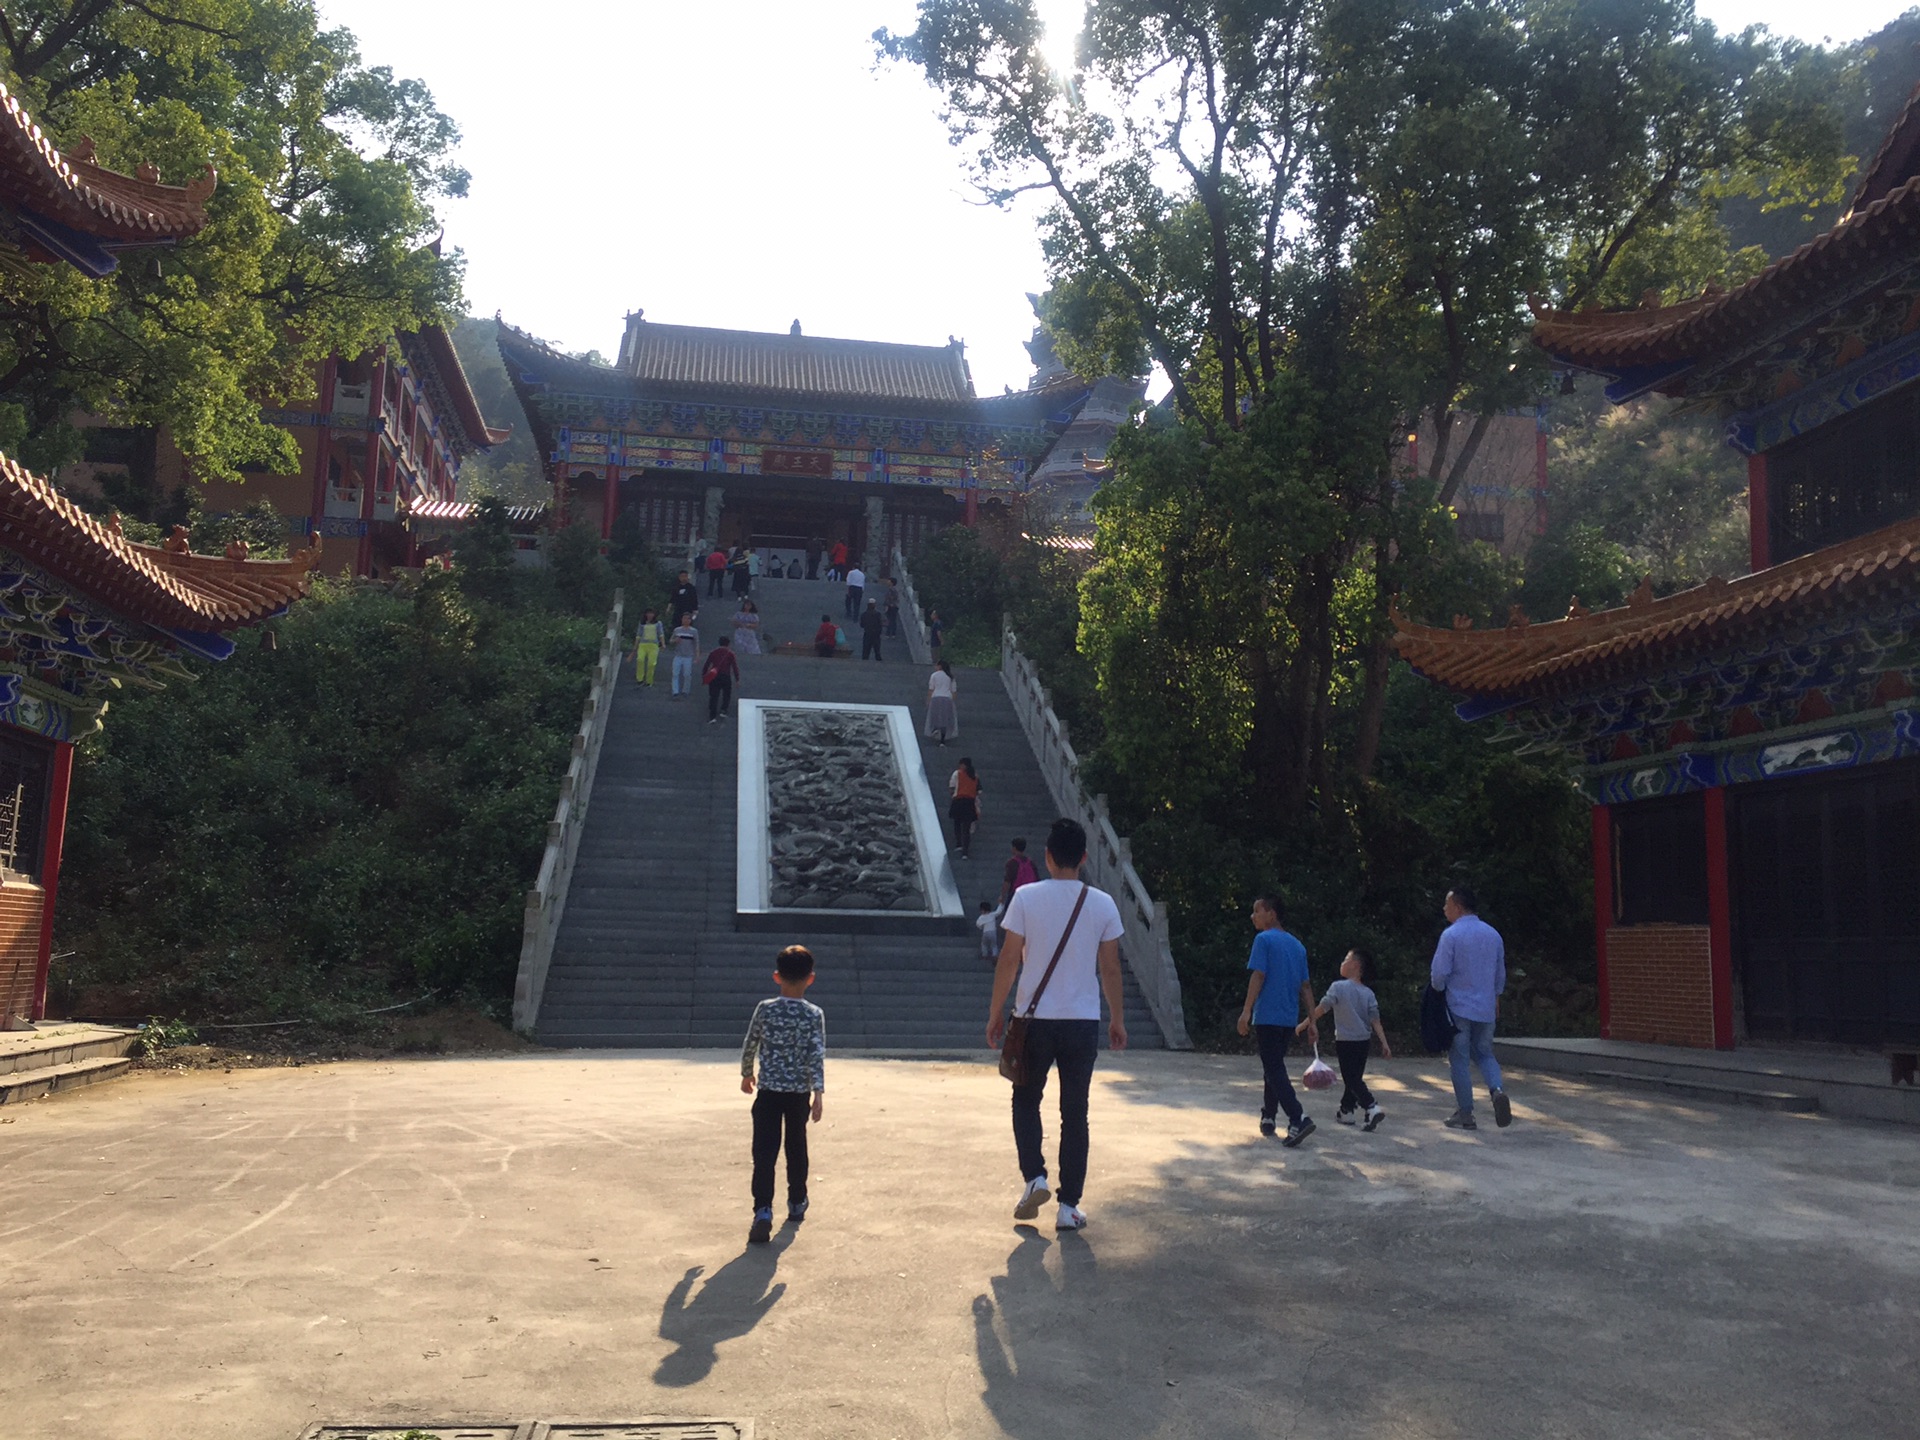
986, 817, 1127, 1232
843, 565, 866, 619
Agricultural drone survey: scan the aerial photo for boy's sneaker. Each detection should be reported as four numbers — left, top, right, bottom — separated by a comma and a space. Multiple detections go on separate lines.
748, 1207, 774, 1244
1258, 1114, 1277, 1138
1013, 1175, 1051, 1220
1492, 1088, 1513, 1128
1363, 1106, 1385, 1132
1280, 1116, 1316, 1148
1055, 1203, 1087, 1232
1445, 1109, 1478, 1130
1335, 1106, 1358, 1126
786, 1198, 809, 1225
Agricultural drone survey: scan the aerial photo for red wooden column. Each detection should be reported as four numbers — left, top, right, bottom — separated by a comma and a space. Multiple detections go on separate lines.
30, 740, 74, 1020
1703, 785, 1737, 1049
603, 464, 620, 540
1592, 802, 1613, 1039
358, 350, 387, 577
306, 356, 338, 554
963, 481, 978, 527
1747, 452, 1770, 572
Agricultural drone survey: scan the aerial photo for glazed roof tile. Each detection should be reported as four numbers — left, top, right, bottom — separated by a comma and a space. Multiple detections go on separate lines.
408, 497, 547, 524
1530, 170, 1920, 374
0, 81, 213, 243
1392, 512, 1920, 699
0, 451, 314, 631
624, 320, 975, 407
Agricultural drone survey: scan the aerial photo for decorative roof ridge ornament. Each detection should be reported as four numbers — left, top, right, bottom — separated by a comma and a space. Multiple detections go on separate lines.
0, 81, 215, 239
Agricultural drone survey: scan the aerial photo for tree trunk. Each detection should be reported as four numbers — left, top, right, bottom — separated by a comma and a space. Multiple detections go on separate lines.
1350, 537, 1398, 781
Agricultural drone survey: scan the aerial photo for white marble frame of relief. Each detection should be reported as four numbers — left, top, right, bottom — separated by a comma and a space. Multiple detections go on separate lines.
735, 698, 966, 921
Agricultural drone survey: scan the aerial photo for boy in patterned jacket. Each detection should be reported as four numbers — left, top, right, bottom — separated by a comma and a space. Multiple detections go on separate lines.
740, 945, 827, 1244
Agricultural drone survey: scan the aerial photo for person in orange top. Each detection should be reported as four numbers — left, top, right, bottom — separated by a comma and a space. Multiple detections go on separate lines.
948, 756, 982, 859
812, 614, 838, 658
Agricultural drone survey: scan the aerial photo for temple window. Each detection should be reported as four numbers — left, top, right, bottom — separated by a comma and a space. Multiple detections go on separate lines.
0, 731, 50, 881
1612, 793, 1708, 925
1768, 381, 1920, 561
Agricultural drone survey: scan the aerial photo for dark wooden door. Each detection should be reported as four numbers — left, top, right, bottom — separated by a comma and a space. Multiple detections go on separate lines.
1729, 756, 1920, 1045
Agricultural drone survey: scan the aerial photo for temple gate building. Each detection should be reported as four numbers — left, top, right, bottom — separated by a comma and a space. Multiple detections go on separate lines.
1395, 88, 1920, 1053
498, 311, 1114, 563
0, 91, 315, 1023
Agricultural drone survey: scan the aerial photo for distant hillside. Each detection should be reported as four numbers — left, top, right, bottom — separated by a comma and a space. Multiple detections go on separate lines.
451, 317, 548, 506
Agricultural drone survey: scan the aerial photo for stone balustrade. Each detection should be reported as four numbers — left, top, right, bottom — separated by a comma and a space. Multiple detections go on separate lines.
512, 591, 625, 1034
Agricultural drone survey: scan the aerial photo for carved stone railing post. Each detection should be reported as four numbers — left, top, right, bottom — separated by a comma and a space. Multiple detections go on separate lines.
512, 590, 625, 1035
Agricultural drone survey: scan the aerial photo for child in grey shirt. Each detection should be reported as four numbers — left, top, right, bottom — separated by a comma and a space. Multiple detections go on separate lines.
1298, 948, 1392, 1130
740, 945, 827, 1244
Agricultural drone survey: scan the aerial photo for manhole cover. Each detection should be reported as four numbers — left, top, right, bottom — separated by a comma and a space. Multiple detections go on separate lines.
302, 1422, 752, 1440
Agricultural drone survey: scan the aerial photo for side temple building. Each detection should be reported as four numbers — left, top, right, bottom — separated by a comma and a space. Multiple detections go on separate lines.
498, 311, 1109, 565
1395, 87, 1920, 1053
0, 87, 314, 1023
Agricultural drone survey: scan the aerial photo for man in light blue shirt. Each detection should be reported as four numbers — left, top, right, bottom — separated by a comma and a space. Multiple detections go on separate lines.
1430, 886, 1512, 1130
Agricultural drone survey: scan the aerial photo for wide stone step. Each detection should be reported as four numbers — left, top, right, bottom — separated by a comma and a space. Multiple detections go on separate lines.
1580, 1067, 1820, 1113
0, 1055, 133, 1104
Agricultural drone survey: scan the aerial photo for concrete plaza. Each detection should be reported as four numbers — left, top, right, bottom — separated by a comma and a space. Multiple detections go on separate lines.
1, 1050, 1913, 1439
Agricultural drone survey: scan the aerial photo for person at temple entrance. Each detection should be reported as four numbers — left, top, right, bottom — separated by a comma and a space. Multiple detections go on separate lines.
807, 536, 826, 580
706, 545, 729, 597
885, 579, 902, 637
829, 540, 848, 581
844, 563, 865, 619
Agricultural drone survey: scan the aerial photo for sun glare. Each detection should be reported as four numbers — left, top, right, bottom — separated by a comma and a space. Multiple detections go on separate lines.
1035, 0, 1084, 72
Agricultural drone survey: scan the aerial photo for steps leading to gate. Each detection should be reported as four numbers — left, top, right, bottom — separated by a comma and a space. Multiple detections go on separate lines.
1495, 1036, 1920, 1125
0, 1022, 138, 1103
535, 625, 1165, 1050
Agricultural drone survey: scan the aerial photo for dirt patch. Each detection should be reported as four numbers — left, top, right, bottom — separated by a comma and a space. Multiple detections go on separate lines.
125, 1004, 532, 1071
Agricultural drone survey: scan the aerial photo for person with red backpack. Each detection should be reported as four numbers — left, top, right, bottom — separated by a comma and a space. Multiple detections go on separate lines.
1000, 837, 1040, 910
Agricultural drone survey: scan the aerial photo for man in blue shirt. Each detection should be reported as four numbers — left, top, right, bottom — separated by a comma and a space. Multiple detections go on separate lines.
1430, 886, 1512, 1130
1236, 895, 1317, 1146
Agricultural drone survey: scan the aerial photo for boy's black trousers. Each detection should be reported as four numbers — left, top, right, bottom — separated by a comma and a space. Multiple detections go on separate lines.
751, 1089, 811, 1210
1335, 1038, 1376, 1111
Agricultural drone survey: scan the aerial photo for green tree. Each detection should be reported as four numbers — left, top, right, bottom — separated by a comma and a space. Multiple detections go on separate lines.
452, 495, 514, 604
0, 0, 466, 477
882, 0, 1850, 819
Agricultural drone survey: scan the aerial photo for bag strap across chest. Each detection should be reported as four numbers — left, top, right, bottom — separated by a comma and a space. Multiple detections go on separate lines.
1021, 883, 1090, 1019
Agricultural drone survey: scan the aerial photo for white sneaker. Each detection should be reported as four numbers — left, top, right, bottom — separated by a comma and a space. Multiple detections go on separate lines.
1013, 1175, 1051, 1220
1055, 1203, 1087, 1231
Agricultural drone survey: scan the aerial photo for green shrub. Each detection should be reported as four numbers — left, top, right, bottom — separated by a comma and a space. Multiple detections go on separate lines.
51, 569, 605, 1026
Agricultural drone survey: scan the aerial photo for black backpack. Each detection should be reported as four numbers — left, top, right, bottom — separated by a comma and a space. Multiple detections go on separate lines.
1420, 985, 1459, 1054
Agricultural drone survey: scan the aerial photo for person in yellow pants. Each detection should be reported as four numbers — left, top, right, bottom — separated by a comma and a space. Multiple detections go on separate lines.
633, 607, 665, 686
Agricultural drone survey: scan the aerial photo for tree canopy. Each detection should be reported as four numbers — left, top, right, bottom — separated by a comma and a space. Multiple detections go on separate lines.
882, 0, 1853, 820
0, 0, 467, 478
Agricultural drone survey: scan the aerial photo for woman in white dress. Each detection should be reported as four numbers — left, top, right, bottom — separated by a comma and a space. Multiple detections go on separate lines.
925, 661, 959, 745
731, 597, 763, 655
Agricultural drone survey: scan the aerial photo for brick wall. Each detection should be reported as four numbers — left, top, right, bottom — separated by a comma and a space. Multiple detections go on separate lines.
1605, 924, 1716, 1048
0, 881, 46, 1021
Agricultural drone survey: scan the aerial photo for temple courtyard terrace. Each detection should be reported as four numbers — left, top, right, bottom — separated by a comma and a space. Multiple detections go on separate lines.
2, 1050, 1913, 1440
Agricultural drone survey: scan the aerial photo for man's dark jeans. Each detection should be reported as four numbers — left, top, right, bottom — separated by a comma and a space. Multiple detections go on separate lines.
1254, 1024, 1304, 1125
1011, 1018, 1099, 1208
750, 1089, 811, 1209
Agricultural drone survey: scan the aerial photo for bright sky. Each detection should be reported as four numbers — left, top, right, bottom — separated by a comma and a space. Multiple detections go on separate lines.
318, 0, 1913, 399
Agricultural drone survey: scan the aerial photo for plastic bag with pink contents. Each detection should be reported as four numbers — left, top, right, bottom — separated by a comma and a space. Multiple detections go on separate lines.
1301, 1042, 1337, 1091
